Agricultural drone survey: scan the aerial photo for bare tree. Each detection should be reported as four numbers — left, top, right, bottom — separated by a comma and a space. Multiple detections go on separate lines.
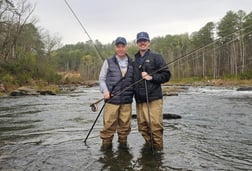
0, 0, 35, 61
41, 30, 62, 57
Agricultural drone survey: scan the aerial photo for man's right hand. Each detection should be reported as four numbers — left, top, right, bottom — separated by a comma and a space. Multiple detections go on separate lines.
103, 91, 110, 99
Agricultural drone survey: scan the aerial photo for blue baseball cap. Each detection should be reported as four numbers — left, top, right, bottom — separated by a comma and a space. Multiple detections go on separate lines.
136, 32, 150, 42
115, 37, 127, 45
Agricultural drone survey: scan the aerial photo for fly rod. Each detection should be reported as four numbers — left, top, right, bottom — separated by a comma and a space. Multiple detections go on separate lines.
89, 23, 252, 111
63, 0, 104, 61
63, 0, 252, 112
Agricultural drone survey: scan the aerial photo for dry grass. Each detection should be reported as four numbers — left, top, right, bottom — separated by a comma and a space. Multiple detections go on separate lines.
210, 79, 252, 86
58, 71, 81, 84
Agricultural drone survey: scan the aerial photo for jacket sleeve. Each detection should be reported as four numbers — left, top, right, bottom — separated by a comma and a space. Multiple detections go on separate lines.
99, 60, 109, 93
151, 54, 171, 84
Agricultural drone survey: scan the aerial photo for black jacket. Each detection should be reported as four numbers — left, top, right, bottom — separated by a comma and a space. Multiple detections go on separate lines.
133, 50, 171, 103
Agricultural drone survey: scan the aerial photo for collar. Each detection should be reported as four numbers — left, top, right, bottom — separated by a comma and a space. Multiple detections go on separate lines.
112, 54, 129, 63
135, 49, 150, 58
115, 55, 128, 62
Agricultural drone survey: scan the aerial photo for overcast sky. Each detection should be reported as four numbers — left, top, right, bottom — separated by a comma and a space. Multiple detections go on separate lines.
30, 0, 252, 45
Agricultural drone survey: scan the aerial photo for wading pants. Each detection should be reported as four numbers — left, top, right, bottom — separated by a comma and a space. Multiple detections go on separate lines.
100, 103, 132, 144
136, 99, 163, 149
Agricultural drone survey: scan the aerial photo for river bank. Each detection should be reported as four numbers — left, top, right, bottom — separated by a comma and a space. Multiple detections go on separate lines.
0, 78, 252, 97
167, 78, 252, 87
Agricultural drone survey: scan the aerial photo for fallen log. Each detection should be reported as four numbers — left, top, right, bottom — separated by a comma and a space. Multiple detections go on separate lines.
132, 113, 182, 120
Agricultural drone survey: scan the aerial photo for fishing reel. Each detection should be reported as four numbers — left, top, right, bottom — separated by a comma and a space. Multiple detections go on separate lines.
89, 98, 104, 112
90, 103, 98, 112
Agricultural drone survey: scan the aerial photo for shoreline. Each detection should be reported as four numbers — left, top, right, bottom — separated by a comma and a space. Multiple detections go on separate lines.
1, 78, 252, 97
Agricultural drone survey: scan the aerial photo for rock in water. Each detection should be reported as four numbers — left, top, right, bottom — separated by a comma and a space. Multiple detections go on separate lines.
132, 113, 181, 120
236, 87, 252, 91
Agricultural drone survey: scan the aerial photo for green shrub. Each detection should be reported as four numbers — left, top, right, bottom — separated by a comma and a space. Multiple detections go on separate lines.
238, 70, 252, 80
45, 71, 62, 83
2, 74, 15, 83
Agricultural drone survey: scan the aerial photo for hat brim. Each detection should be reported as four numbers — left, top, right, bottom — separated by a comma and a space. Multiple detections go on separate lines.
115, 42, 127, 46
137, 38, 150, 42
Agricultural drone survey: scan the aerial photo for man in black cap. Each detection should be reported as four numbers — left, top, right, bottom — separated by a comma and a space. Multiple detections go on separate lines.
99, 37, 134, 149
133, 32, 171, 150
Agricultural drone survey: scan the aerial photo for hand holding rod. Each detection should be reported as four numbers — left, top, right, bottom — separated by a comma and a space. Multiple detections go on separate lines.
89, 76, 125, 112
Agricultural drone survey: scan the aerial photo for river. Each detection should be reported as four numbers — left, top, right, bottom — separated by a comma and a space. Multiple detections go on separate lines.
0, 86, 251, 170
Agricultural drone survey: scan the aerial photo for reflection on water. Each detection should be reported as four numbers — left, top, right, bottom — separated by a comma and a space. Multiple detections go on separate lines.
0, 86, 251, 170
135, 146, 164, 171
98, 144, 167, 171
99, 145, 134, 170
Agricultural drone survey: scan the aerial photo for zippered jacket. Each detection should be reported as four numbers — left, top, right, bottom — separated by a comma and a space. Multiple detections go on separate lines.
133, 50, 171, 103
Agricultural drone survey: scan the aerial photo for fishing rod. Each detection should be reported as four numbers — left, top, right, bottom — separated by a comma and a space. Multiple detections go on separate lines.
89, 23, 252, 111
63, 0, 104, 61
64, 0, 252, 110
84, 102, 106, 144
84, 76, 126, 143
89, 42, 216, 111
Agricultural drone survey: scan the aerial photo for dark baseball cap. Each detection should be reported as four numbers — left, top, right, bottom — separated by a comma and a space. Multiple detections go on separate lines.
115, 37, 127, 45
136, 32, 150, 42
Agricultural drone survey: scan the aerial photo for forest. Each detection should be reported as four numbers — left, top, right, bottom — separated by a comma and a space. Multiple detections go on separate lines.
1, 0, 252, 89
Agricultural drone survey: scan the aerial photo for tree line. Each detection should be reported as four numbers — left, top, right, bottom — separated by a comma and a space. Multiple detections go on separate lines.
157, 10, 252, 80
1, 0, 252, 87
55, 10, 252, 81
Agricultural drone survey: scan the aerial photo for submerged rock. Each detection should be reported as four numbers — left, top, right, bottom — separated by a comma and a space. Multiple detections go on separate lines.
132, 113, 181, 120
163, 92, 178, 96
236, 87, 252, 91
39, 90, 56, 95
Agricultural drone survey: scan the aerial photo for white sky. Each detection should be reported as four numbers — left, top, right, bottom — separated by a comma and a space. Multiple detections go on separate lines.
30, 0, 252, 45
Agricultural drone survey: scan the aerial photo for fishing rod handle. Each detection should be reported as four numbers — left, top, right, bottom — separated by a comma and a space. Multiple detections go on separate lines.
90, 98, 104, 106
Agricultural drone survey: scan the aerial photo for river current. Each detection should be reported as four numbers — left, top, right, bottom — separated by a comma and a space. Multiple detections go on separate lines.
0, 86, 251, 170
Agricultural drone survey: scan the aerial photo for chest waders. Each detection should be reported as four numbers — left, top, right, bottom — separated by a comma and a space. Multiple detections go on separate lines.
84, 76, 125, 144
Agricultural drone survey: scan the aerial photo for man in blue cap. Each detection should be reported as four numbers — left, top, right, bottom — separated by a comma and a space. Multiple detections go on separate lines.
133, 32, 171, 150
99, 37, 134, 149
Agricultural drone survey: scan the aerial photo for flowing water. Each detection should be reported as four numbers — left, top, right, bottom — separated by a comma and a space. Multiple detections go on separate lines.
0, 86, 251, 170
